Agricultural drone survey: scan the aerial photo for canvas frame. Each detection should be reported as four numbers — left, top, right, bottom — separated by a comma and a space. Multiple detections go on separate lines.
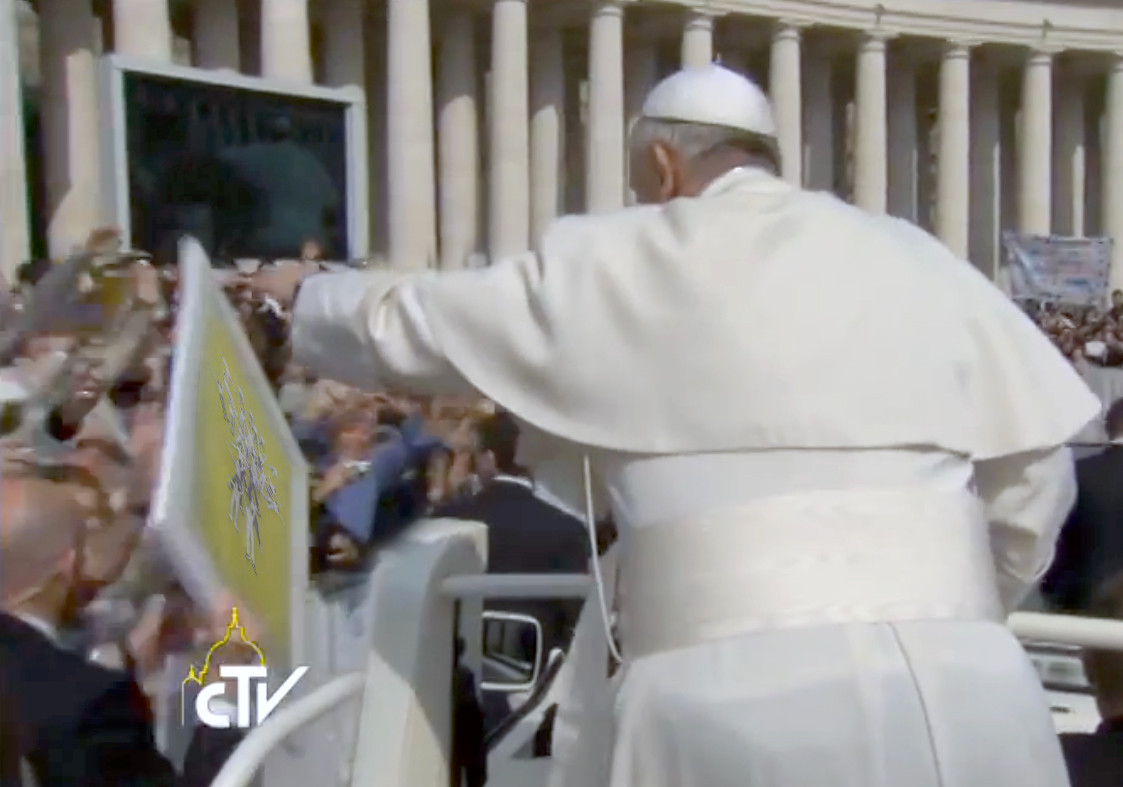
151, 237, 309, 670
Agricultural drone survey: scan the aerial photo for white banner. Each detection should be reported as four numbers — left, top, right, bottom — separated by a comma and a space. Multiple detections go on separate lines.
1003, 232, 1112, 307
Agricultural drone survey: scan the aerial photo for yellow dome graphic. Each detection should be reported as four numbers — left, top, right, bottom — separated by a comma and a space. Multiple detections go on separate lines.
179, 607, 267, 725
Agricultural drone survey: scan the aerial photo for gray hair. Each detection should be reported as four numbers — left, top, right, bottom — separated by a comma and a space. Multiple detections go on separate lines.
628, 117, 780, 169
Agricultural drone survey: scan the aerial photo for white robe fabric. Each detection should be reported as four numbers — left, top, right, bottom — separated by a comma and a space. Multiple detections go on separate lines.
290, 166, 1098, 787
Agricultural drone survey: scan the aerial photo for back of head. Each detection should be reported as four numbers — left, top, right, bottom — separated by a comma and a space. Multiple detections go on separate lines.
476, 410, 521, 476
0, 456, 105, 606
629, 65, 780, 203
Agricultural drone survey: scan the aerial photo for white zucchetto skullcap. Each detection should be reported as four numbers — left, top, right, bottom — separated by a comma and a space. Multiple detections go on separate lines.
640, 64, 777, 137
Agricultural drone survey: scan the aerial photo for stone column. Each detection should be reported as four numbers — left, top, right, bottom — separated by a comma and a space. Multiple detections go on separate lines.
937, 41, 971, 258
387, 0, 436, 267
1052, 73, 1086, 236
322, 0, 364, 89
0, 0, 28, 277
1105, 54, 1123, 291
530, 26, 564, 244
437, 11, 480, 268
40, 0, 102, 258
681, 11, 713, 68
769, 21, 802, 185
489, 0, 530, 257
261, 0, 312, 83
969, 57, 1002, 279
1018, 48, 1053, 235
853, 32, 888, 214
192, 0, 240, 69
587, 2, 626, 213
887, 52, 917, 220
113, 0, 172, 60
803, 49, 834, 193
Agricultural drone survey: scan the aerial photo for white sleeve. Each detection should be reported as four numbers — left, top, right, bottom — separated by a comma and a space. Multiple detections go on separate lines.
290, 270, 475, 394
973, 446, 1077, 612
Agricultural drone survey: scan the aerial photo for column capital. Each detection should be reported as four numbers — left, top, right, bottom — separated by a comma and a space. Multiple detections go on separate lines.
772, 19, 803, 41
1023, 44, 1060, 63
683, 4, 723, 23
859, 30, 892, 50
588, 0, 627, 18
941, 40, 974, 58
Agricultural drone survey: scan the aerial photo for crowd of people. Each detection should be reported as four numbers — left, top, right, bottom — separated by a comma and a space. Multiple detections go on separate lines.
0, 227, 577, 786
1027, 289, 1123, 367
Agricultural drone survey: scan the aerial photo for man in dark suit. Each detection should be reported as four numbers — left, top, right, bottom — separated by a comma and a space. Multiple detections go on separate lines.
432, 412, 591, 756
1041, 398, 1123, 612
1060, 572, 1123, 786
0, 456, 230, 786
432, 411, 590, 657
0, 458, 180, 787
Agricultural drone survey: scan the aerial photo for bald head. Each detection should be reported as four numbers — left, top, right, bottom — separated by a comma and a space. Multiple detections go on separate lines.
0, 471, 98, 605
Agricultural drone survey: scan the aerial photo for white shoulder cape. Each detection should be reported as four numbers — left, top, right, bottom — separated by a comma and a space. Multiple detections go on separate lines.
295, 168, 1100, 461
420, 169, 1097, 459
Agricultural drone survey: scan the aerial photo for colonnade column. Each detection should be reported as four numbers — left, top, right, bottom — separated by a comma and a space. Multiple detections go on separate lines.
769, 21, 802, 185
803, 49, 834, 193
113, 0, 172, 60
0, 0, 28, 277
530, 25, 564, 245
192, 0, 240, 70
437, 11, 480, 268
853, 32, 888, 214
969, 57, 1002, 279
1105, 54, 1123, 291
387, 0, 436, 267
1052, 73, 1086, 236
489, 0, 530, 258
39, 0, 102, 258
322, 0, 365, 89
587, 2, 626, 213
681, 11, 713, 68
886, 52, 917, 220
1018, 48, 1053, 235
260, 0, 312, 83
937, 41, 971, 258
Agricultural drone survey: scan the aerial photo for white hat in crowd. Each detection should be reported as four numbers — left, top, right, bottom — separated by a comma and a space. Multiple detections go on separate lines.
640, 64, 777, 137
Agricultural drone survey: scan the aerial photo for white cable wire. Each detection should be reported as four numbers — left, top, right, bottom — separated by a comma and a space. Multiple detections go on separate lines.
582, 454, 623, 665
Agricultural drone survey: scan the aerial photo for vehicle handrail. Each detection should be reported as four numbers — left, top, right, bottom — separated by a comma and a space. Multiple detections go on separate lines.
1009, 612, 1123, 650
208, 672, 366, 787
441, 573, 591, 599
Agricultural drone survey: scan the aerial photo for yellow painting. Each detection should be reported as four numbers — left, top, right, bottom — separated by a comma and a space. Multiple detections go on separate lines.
194, 296, 293, 665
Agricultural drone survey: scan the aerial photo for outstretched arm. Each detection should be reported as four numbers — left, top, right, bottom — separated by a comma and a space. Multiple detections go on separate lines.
290, 269, 476, 394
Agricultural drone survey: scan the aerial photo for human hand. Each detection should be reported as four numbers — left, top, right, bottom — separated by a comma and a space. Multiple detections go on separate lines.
325, 531, 361, 567
234, 262, 321, 310
315, 461, 357, 501
126, 592, 200, 677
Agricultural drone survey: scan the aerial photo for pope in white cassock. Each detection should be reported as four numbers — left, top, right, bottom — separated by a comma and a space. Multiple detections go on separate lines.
246, 65, 1099, 786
